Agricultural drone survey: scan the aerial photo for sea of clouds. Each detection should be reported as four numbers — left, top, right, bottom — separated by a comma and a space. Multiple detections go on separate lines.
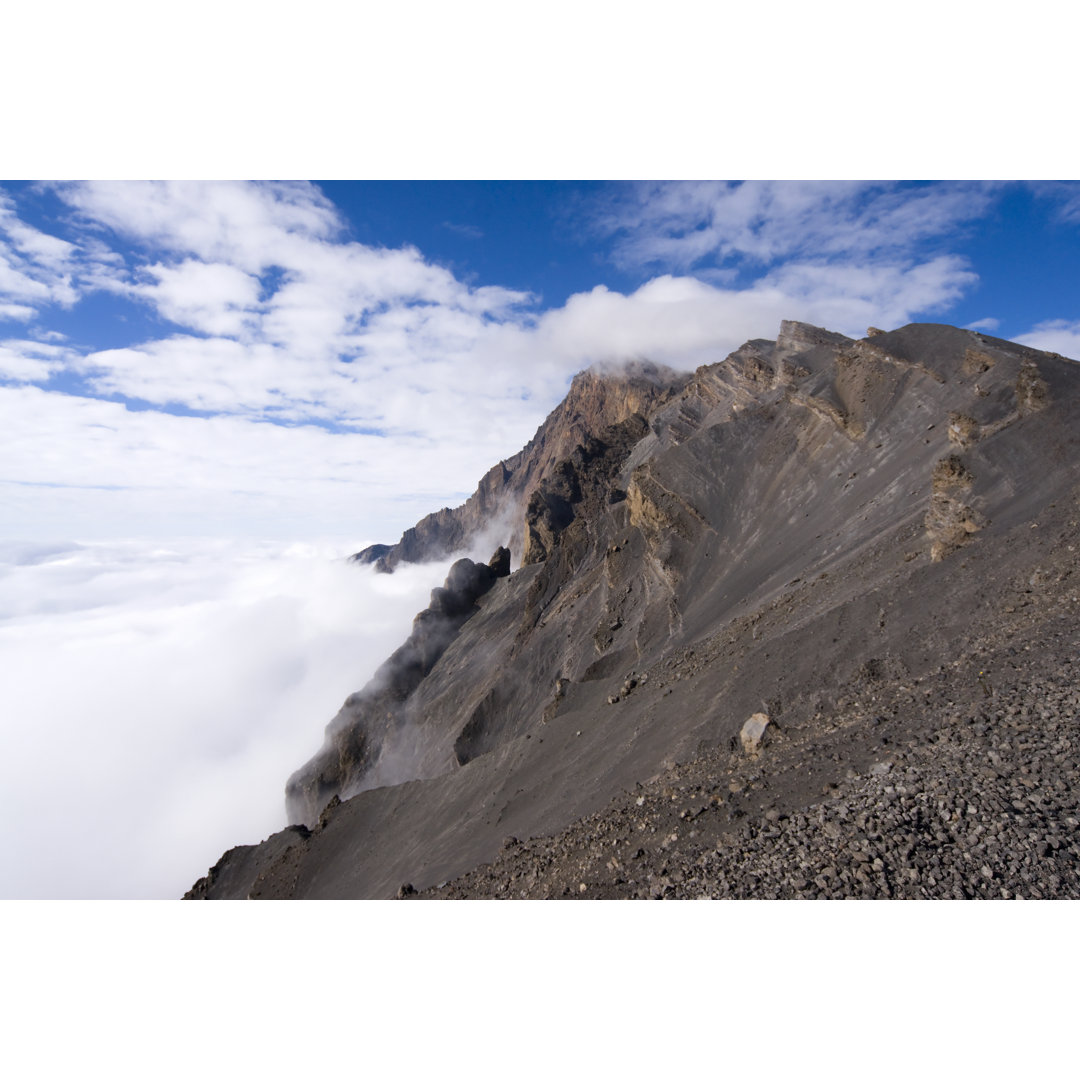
0, 536, 457, 899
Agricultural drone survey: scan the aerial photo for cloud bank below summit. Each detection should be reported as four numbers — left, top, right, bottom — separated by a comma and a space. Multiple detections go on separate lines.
0, 538, 461, 898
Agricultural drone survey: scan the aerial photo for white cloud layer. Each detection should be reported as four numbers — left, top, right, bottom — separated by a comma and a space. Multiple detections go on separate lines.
0, 385, 523, 543
0, 538, 461, 898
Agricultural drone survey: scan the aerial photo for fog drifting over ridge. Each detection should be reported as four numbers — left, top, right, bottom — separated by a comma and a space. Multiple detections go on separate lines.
0, 537, 459, 898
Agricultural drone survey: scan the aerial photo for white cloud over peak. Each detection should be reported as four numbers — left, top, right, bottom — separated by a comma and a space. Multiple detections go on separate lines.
489, 257, 979, 376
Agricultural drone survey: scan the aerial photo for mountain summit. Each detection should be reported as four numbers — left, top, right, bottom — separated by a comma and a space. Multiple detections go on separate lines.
189, 321, 1080, 899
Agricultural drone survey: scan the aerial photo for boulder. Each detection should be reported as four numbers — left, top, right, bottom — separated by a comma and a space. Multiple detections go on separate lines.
740, 713, 770, 756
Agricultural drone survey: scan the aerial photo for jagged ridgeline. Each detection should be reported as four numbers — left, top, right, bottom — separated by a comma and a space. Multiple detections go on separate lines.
189, 321, 1080, 899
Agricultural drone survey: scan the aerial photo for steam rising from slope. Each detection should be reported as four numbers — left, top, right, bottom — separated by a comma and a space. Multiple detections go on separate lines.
0, 538, 456, 898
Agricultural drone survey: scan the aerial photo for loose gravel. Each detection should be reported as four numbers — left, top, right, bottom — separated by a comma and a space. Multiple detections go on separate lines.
419, 616, 1080, 900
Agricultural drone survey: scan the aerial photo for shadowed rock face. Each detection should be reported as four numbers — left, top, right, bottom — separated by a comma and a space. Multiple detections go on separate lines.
189, 321, 1080, 899
351, 361, 691, 572
284, 547, 511, 826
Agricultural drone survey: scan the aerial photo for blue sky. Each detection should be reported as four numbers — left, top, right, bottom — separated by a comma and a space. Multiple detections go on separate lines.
2, 179, 1078, 548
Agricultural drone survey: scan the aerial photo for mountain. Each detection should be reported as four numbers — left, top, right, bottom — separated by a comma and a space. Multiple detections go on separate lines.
188, 321, 1080, 899
349, 359, 690, 572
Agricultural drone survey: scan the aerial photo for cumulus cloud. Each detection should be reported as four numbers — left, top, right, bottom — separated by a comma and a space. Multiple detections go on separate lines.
0, 338, 76, 382
37, 181, 544, 443
52, 181, 531, 350
130, 260, 263, 337
1016, 319, 1080, 361
0, 538, 459, 898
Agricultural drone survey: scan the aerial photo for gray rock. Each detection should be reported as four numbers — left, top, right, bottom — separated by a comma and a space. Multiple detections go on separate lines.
740, 713, 771, 756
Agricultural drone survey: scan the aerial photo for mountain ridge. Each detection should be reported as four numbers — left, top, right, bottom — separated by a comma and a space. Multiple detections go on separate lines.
351, 359, 691, 571
188, 320, 1080, 899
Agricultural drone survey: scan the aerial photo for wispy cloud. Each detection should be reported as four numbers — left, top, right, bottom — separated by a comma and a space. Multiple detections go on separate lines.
592, 180, 996, 272
1026, 180, 1080, 226
441, 220, 483, 239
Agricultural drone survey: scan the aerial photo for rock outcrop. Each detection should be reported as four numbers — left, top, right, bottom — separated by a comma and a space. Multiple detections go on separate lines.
189, 321, 1080, 900
351, 361, 690, 571
284, 547, 511, 825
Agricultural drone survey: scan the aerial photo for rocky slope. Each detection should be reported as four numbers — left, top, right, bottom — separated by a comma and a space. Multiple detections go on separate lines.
188, 320, 1080, 899
421, 531, 1080, 899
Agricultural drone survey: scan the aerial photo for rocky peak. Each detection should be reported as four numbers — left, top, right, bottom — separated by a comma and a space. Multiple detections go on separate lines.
353, 360, 690, 572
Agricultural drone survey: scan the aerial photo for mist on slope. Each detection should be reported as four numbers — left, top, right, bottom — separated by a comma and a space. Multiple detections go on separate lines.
0, 538, 459, 899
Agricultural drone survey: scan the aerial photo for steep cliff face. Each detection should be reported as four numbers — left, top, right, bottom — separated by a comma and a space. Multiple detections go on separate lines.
189, 321, 1080, 899
285, 547, 512, 826
351, 361, 691, 571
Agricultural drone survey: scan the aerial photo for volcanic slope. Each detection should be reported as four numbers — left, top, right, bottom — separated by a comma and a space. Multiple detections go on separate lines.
188, 321, 1080, 899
